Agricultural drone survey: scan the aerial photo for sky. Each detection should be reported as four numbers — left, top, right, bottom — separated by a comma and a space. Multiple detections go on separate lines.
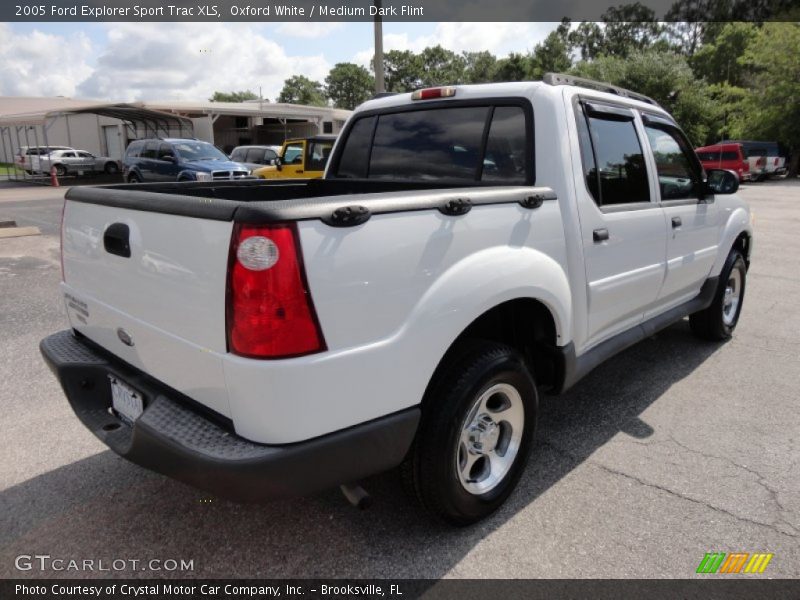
0, 21, 557, 102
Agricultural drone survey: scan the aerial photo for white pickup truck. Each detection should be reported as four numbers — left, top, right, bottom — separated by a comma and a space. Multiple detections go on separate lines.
41, 75, 753, 524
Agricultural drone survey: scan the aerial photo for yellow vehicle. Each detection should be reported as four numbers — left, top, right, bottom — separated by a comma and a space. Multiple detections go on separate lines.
252, 135, 337, 179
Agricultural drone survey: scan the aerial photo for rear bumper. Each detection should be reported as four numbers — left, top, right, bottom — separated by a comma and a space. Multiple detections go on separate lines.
40, 330, 420, 502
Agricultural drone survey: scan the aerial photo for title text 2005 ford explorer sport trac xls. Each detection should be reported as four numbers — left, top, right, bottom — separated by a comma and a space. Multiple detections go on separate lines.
41, 74, 752, 524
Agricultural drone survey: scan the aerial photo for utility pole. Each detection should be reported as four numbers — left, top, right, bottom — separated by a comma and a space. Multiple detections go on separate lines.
373, 0, 385, 94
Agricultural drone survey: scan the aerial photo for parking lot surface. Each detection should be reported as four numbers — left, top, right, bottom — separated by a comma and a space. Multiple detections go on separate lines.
1, 180, 798, 578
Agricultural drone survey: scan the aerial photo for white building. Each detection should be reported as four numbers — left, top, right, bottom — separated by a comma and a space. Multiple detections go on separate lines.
0, 96, 352, 164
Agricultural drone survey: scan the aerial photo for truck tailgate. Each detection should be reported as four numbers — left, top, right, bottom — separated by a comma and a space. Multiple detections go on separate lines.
62, 199, 234, 417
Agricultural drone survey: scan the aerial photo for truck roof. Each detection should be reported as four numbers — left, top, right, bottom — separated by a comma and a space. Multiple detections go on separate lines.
356, 77, 670, 119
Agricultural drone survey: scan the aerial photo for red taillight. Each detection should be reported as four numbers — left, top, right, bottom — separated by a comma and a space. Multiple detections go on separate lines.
226, 222, 325, 359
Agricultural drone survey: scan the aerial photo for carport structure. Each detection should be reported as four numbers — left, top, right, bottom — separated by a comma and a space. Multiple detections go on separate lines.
0, 99, 191, 184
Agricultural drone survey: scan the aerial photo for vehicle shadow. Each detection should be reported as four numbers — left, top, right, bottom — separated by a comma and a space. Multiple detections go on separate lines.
0, 320, 723, 579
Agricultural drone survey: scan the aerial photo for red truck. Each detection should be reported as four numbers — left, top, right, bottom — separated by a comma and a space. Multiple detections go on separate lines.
695, 143, 751, 182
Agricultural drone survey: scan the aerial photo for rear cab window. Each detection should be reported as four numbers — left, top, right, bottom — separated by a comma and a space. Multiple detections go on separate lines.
332, 101, 532, 184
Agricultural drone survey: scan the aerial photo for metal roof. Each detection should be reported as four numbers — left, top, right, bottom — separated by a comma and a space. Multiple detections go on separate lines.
0, 97, 352, 127
0, 98, 191, 129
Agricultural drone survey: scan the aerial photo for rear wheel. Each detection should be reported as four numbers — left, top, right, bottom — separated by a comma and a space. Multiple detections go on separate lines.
402, 341, 537, 525
54, 164, 67, 177
690, 249, 746, 341
127, 173, 141, 183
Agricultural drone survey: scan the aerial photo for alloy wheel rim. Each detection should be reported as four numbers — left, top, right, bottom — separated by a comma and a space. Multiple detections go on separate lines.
722, 268, 742, 326
456, 382, 525, 495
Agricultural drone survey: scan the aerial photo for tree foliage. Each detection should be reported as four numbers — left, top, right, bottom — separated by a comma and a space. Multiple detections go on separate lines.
272, 7, 798, 173
209, 90, 259, 103
734, 22, 800, 173
572, 50, 715, 144
325, 63, 374, 110
277, 75, 326, 107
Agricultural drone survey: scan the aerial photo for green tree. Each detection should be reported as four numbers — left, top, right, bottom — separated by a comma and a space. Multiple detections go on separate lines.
277, 75, 327, 106
462, 51, 498, 83
735, 22, 800, 175
601, 3, 664, 57
383, 50, 423, 92
568, 22, 605, 61
493, 53, 534, 82
325, 63, 374, 110
691, 22, 758, 87
418, 45, 467, 87
530, 29, 573, 79
572, 50, 715, 144
662, 0, 739, 56
209, 90, 259, 102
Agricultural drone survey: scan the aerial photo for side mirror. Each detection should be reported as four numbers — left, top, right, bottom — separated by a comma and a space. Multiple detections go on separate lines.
704, 169, 739, 196
274, 157, 283, 171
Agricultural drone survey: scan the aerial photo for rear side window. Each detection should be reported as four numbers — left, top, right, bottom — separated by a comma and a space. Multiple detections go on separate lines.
307, 140, 334, 171
696, 151, 720, 162
578, 107, 650, 206
721, 151, 739, 161
157, 144, 174, 160
336, 116, 375, 179
142, 142, 158, 159
481, 107, 527, 184
126, 141, 142, 158
334, 104, 531, 183
245, 148, 263, 163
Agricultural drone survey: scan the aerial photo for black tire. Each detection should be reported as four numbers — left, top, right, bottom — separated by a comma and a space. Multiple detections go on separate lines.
127, 173, 141, 183
104, 162, 119, 174
402, 341, 537, 525
690, 250, 746, 341
54, 164, 67, 177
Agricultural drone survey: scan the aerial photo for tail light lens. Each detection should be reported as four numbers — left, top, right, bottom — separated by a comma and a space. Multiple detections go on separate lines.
226, 222, 325, 359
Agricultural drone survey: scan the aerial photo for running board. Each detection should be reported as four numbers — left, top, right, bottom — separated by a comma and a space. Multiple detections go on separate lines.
555, 277, 719, 393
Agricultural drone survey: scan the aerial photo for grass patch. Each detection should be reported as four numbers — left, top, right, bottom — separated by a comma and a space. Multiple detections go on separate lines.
0, 162, 24, 176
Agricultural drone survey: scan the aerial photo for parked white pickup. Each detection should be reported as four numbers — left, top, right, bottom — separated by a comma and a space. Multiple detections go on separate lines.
41, 75, 753, 524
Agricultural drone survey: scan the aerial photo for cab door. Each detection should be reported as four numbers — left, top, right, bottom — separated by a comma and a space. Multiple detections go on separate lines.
641, 115, 719, 309
572, 99, 668, 347
279, 141, 306, 178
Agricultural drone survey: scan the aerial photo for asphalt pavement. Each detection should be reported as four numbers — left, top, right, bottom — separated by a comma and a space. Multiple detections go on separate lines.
1, 179, 798, 579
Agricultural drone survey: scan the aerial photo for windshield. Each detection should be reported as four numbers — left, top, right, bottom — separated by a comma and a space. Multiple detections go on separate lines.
172, 141, 228, 161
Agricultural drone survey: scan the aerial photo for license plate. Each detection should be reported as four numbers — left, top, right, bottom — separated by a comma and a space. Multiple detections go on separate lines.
109, 376, 144, 423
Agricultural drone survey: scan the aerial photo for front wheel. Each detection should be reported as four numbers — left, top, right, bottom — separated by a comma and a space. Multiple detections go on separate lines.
690, 249, 746, 340
402, 341, 537, 525
104, 162, 120, 174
